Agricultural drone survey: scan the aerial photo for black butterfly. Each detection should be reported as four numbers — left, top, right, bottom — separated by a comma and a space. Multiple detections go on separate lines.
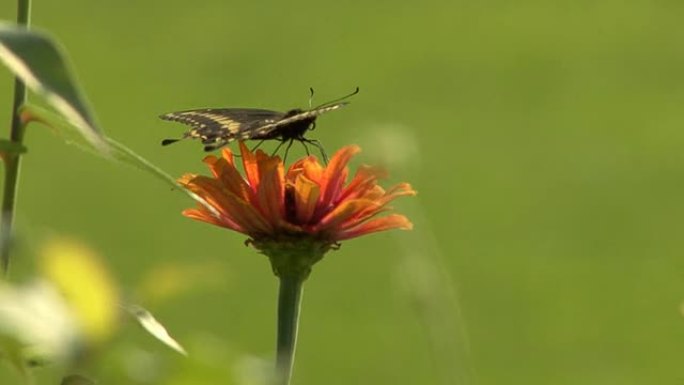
160, 87, 359, 162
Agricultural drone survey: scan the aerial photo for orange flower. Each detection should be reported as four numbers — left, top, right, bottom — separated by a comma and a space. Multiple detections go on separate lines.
179, 142, 415, 261
178, 142, 415, 383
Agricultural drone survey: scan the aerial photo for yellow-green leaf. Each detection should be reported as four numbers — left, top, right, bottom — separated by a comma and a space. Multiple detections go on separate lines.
126, 304, 187, 356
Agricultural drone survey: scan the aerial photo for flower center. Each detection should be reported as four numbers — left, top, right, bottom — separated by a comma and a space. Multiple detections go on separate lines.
284, 184, 298, 225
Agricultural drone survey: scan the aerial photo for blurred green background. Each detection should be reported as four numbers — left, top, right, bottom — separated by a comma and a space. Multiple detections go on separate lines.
2, 0, 684, 384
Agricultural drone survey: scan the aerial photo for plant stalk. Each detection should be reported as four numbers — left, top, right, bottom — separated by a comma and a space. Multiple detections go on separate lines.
276, 274, 304, 385
1, 0, 32, 275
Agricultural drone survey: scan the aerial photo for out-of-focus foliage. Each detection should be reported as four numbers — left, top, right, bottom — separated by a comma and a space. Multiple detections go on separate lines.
0, 237, 118, 371
39, 238, 119, 344
0, 238, 197, 383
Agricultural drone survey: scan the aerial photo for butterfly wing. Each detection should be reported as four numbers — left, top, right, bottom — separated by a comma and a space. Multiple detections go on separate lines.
160, 108, 286, 149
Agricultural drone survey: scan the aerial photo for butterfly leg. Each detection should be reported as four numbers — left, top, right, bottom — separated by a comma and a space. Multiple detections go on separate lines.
271, 140, 286, 157
305, 139, 329, 164
299, 140, 311, 156
251, 139, 266, 152
283, 139, 295, 163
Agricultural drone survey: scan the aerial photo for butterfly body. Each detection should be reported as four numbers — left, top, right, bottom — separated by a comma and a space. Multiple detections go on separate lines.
260, 108, 313, 140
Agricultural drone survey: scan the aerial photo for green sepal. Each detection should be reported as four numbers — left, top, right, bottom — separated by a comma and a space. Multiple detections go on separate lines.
250, 236, 334, 279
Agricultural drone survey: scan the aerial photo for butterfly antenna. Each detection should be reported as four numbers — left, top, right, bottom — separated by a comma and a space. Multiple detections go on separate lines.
313, 86, 360, 109
308, 87, 315, 109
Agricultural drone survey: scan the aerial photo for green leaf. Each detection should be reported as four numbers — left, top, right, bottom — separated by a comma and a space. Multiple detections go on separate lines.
125, 304, 187, 356
0, 24, 213, 213
20, 104, 203, 204
0, 22, 107, 152
21, 104, 216, 211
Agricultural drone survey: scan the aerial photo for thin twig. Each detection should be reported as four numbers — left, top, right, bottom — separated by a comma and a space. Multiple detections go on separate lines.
1, 0, 32, 275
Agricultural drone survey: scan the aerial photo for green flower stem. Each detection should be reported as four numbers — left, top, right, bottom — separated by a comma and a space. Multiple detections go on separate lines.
256, 237, 331, 384
276, 273, 304, 385
1, 0, 32, 275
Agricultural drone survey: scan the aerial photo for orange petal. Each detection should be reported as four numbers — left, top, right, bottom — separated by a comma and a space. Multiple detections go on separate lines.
286, 157, 309, 183
211, 157, 253, 202
342, 204, 388, 229
202, 149, 235, 177
221, 148, 235, 166
300, 156, 324, 184
337, 183, 416, 228
336, 214, 413, 240
202, 155, 221, 178
180, 176, 272, 235
315, 198, 375, 232
182, 207, 245, 233
355, 184, 386, 202
374, 183, 417, 206
386, 182, 416, 196
292, 174, 320, 224
222, 195, 274, 235
256, 157, 285, 226
240, 141, 261, 190
317, 145, 360, 213
338, 164, 388, 202
178, 173, 199, 185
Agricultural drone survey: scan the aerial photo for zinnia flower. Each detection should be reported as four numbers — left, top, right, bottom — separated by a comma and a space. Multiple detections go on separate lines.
177, 142, 415, 385
179, 142, 415, 276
